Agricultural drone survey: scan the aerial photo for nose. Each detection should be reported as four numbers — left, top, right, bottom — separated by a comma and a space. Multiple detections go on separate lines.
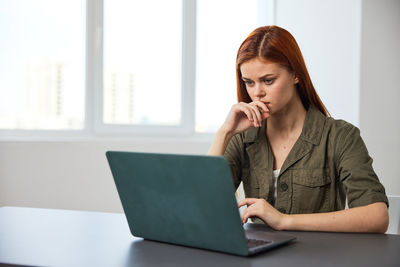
254, 83, 266, 99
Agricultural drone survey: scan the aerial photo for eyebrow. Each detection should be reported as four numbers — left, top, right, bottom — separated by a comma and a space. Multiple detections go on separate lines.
242, 73, 275, 80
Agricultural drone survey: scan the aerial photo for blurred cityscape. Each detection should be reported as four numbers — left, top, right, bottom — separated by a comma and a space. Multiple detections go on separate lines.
0, 62, 142, 129
103, 70, 137, 125
0, 59, 83, 130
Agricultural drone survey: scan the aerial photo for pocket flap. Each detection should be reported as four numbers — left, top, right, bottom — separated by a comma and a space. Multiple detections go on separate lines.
292, 169, 331, 187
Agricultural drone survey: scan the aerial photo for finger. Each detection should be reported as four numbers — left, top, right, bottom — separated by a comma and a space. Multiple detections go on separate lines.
241, 212, 249, 223
238, 198, 258, 208
248, 104, 263, 126
236, 103, 254, 122
241, 103, 259, 127
241, 207, 257, 223
252, 101, 269, 112
247, 103, 263, 127
252, 102, 270, 120
238, 103, 261, 127
241, 207, 250, 223
261, 111, 270, 120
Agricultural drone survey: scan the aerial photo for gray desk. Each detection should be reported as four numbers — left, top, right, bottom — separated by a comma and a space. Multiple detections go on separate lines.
1, 207, 399, 267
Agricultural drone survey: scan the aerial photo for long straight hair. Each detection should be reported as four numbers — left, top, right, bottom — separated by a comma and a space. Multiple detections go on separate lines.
236, 26, 329, 116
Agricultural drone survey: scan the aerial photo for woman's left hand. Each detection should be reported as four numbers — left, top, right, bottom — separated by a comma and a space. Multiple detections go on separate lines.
238, 198, 288, 230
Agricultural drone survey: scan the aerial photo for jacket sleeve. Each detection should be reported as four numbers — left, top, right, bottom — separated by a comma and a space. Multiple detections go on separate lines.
223, 134, 245, 190
336, 124, 389, 208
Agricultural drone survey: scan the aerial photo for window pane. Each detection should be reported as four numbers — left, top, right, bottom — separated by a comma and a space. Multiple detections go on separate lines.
0, 0, 85, 130
195, 0, 260, 133
103, 0, 182, 125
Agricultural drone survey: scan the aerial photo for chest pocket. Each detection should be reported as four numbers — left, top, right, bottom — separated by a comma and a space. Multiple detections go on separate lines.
291, 168, 331, 214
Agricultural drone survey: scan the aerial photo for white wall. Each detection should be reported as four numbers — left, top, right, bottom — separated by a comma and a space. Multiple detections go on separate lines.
0, 139, 210, 213
275, 0, 361, 126
1, 0, 399, 213
360, 0, 400, 196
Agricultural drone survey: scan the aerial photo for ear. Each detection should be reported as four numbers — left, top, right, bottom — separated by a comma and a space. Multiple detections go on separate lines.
294, 77, 299, 84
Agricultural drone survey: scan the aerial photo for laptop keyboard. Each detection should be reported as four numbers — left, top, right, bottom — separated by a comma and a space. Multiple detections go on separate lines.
247, 238, 272, 248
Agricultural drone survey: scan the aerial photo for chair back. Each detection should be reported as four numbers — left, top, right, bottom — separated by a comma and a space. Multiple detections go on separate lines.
387, 195, 400, 234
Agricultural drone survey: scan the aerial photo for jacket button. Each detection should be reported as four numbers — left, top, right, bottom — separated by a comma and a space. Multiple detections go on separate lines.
280, 183, 288, 192
278, 207, 286, 214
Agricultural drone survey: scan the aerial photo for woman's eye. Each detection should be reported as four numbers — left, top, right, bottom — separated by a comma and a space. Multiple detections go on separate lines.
264, 79, 274, 85
244, 80, 254, 86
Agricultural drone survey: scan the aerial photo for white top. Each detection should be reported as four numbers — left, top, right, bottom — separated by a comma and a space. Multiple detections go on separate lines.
273, 169, 280, 201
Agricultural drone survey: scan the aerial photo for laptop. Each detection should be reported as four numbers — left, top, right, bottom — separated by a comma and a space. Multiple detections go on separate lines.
106, 151, 296, 256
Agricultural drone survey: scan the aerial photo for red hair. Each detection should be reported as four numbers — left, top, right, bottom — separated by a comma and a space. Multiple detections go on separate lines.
236, 26, 329, 116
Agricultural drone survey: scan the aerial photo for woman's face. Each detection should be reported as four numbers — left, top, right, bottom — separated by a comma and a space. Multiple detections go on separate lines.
240, 57, 299, 115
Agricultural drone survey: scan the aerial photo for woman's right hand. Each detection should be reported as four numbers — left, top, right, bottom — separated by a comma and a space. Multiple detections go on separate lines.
208, 101, 269, 156
220, 101, 270, 137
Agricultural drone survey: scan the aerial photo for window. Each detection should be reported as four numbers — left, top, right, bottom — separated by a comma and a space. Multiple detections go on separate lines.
103, 0, 182, 126
0, 0, 85, 130
0, 0, 272, 137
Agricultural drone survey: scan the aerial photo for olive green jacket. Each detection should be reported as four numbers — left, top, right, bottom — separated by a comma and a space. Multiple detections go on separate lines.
224, 105, 388, 215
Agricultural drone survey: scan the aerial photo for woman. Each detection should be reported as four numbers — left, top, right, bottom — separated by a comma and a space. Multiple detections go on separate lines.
208, 26, 389, 233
